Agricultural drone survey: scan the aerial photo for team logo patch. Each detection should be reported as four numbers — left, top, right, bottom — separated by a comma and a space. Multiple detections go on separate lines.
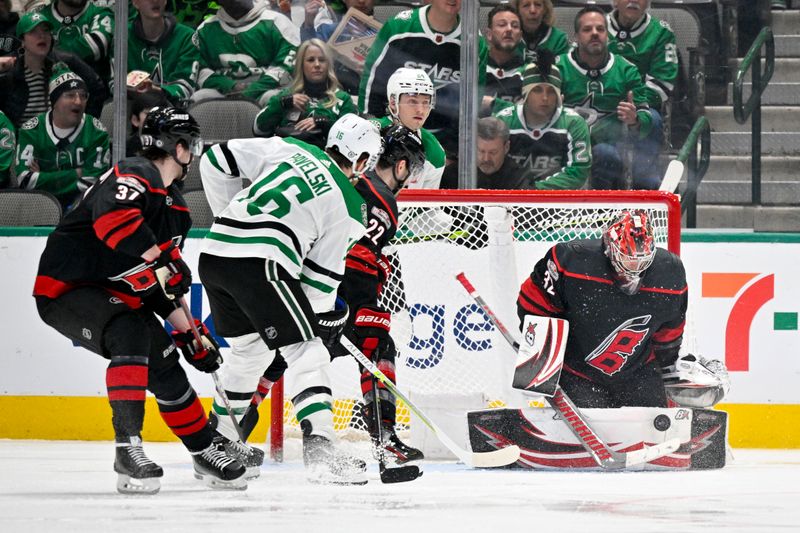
109, 297, 123, 304
265, 326, 277, 340
584, 315, 652, 376
524, 322, 536, 346
82, 328, 92, 340
166, 195, 173, 206
546, 259, 559, 281
361, 203, 368, 226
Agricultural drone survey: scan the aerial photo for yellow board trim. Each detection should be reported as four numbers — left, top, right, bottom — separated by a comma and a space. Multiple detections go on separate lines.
0, 396, 272, 444
1, 397, 798, 448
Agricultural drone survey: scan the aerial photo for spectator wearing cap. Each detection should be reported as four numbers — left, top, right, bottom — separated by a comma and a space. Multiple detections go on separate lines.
14, 65, 110, 207
494, 50, 591, 189
0, 11, 108, 128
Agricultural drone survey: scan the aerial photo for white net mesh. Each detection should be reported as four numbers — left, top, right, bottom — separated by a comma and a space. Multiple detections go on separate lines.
278, 191, 679, 456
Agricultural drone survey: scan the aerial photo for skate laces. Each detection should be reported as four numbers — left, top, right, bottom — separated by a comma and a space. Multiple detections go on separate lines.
128, 446, 156, 468
202, 442, 237, 470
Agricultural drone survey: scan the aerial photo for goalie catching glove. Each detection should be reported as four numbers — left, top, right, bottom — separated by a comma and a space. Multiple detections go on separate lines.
153, 242, 192, 298
171, 319, 222, 373
662, 354, 730, 408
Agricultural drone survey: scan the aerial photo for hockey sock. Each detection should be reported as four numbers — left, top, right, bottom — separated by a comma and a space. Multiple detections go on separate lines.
293, 386, 334, 440
106, 355, 148, 441
360, 360, 397, 427
157, 387, 212, 452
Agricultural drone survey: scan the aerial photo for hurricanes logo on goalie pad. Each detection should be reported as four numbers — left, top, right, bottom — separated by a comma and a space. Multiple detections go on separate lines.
585, 315, 651, 376
524, 322, 536, 346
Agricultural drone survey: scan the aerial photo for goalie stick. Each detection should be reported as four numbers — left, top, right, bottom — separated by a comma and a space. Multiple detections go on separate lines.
341, 336, 521, 468
454, 272, 680, 470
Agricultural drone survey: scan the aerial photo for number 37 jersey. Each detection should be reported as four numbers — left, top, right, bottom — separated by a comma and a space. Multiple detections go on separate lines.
200, 137, 367, 306
516, 239, 687, 384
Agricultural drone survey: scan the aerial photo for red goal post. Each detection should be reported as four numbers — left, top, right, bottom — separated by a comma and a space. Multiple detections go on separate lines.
269, 190, 681, 460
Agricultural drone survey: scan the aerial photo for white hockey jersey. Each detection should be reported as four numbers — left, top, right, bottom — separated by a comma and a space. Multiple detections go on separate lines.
200, 137, 367, 310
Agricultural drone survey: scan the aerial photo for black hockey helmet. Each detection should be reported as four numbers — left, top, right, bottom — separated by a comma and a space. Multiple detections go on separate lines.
378, 124, 426, 193
140, 106, 203, 158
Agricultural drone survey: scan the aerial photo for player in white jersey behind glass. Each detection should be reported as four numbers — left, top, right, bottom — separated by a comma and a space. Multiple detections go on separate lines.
198, 113, 383, 484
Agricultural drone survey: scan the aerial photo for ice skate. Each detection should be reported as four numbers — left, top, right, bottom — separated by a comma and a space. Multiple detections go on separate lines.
114, 436, 163, 495
191, 436, 248, 490
374, 425, 424, 465
209, 413, 264, 479
303, 433, 368, 486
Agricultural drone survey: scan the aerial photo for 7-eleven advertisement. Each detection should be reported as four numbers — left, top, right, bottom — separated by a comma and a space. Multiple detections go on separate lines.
681, 240, 800, 404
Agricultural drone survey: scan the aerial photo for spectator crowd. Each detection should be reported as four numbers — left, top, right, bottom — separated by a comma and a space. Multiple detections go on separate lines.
0, 0, 686, 208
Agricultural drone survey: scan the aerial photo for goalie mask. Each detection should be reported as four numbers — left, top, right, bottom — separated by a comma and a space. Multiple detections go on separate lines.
379, 124, 426, 194
603, 209, 656, 295
326, 113, 383, 173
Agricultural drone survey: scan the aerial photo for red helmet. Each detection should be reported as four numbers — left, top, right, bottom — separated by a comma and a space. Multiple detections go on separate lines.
603, 210, 656, 286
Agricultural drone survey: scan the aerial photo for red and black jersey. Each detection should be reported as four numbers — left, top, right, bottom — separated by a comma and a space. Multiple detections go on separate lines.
517, 239, 687, 385
33, 156, 191, 315
337, 172, 398, 310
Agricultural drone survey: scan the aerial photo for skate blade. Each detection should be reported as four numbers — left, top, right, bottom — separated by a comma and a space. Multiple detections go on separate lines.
193, 470, 248, 491
116, 474, 161, 495
244, 465, 261, 480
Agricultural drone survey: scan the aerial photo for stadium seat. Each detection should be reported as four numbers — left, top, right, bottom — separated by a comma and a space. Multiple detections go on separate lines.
0, 190, 62, 226
182, 157, 203, 192
183, 189, 215, 229
100, 101, 115, 136
188, 98, 261, 146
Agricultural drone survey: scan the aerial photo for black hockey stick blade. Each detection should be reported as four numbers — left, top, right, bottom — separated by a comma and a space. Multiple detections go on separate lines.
379, 463, 423, 484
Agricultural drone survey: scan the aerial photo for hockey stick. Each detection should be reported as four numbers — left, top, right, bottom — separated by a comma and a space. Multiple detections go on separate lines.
341, 336, 521, 468
454, 272, 680, 470
177, 297, 249, 445
369, 375, 423, 483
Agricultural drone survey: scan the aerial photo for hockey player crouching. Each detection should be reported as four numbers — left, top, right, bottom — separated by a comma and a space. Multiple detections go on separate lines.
33, 107, 248, 494
516, 209, 729, 409
198, 114, 384, 485
329, 124, 427, 464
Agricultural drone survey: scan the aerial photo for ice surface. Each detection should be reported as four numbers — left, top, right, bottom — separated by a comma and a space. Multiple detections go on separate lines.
0, 440, 798, 533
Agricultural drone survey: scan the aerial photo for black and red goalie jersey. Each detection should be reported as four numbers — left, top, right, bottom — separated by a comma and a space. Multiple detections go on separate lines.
33, 156, 192, 314
337, 171, 399, 309
516, 239, 687, 385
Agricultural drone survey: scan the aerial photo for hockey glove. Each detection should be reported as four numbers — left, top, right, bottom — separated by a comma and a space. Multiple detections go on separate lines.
351, 306, 391, 360
172, 319, 222, 373
316, 298, 349, 349
662, 354, 730, 408
153, 242, 192, 298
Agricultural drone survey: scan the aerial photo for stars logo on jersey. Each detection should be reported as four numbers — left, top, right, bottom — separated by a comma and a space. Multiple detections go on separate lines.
585, 315, 651, 376
571, 92, 607, 127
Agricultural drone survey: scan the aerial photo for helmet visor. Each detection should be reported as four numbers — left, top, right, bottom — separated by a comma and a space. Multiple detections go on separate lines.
188, 136, 204, 156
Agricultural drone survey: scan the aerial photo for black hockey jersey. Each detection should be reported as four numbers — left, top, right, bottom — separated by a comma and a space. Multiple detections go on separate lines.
516, 239, 687, 385
338, 172, 398, 311
33, 157, 191, 315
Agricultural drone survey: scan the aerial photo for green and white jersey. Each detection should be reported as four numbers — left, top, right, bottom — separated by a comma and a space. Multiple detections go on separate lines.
557, 50, 653, 146
358, 5, 489, 155
200, 137, 367, 306
494, 103, 591, 189
372, 115, 445, 189
519, 24, 571, 61
35, 2, 114, 77
128, 15, 200, 101
14, 111, 110, 204
196, 0, 300, 102
608, 12, 678, 109
253, 87, 356, 136
0, 110, 14, 188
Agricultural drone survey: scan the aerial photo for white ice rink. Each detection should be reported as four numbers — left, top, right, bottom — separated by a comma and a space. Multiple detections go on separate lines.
0, 441, 798, 533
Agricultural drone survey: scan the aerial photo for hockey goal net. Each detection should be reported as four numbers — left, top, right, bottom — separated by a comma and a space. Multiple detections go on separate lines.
269, 190, 681, 460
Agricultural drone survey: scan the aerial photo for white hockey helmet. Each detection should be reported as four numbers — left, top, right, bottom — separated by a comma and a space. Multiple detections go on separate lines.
386, 67, 436, 118
326, 113, 384, 173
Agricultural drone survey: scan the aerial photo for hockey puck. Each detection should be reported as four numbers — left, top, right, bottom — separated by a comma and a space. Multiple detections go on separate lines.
653, 414, 671, 432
